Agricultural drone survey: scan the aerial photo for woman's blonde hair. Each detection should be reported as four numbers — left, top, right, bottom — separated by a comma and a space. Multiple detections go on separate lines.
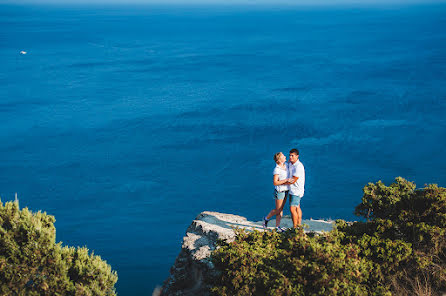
273, 152, 283, 163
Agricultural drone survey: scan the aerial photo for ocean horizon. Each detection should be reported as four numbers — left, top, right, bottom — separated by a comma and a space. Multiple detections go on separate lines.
1, 3, 446, 294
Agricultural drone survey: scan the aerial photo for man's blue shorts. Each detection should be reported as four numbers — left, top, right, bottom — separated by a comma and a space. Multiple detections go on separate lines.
289, 194, 302, 207
274, 190, 288, 200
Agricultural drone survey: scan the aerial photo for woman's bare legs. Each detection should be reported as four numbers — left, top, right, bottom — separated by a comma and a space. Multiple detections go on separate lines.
266, 197, 287, 227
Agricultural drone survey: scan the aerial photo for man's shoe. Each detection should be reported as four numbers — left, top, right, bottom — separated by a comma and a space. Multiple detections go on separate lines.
262, 216, 269, 229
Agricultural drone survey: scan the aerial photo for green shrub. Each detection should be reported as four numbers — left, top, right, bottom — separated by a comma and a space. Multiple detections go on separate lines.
0, 200, 118, 296
345, 177, 446, 294
211, 227, 375, 296
211, 177, 446, 296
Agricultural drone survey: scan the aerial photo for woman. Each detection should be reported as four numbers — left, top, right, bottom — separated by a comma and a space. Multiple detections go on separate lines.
263, 152, 290, 232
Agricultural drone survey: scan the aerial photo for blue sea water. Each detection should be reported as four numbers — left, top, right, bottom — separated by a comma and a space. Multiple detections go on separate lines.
1, 3, 446, 294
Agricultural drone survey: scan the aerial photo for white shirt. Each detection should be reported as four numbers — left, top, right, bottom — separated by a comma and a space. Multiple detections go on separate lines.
288, 160, 305, 197
273, 164, 289, 192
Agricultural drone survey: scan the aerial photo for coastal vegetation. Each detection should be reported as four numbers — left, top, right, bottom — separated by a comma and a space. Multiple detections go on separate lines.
0, 200, 117, 296
211, 177, 446, 295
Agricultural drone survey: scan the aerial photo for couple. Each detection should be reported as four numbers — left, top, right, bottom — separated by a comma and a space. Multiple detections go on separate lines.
263, 148, 305, 232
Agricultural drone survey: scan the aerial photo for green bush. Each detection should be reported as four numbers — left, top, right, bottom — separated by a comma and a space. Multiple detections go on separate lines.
344, 177, 446, 294
211, 227, 374, 296
211, 177, 446, 296
0, 200, 118, 296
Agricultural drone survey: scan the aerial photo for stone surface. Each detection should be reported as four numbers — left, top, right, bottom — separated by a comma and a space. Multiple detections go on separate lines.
161, 211, 334, 296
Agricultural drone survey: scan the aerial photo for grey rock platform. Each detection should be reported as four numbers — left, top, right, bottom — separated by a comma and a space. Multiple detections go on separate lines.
161, 211, 334, 296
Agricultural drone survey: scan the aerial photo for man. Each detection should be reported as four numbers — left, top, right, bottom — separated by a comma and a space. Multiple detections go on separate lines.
288, 148, 305, 228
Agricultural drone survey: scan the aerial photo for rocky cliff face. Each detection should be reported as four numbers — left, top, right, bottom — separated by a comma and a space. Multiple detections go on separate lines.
161, 211, 334, 296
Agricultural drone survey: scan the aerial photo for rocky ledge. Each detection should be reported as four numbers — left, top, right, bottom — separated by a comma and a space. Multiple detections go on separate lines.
161, 211, 334, 296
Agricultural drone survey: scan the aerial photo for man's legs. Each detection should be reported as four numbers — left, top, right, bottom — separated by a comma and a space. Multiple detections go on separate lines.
289, 195, 302, 228
290, 206, 298, 228
290, 206, 302, 228
297, 206, 302, 226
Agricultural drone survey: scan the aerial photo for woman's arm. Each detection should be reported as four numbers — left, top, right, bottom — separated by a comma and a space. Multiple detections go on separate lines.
273, 174, 289, 186
288, 176, 299, 184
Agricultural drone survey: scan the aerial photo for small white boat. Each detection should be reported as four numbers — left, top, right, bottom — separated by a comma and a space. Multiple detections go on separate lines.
20, 51, 27, 55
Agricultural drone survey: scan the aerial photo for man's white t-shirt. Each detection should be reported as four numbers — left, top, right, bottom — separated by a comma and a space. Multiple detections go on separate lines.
288, 160, 305, 197
273, 164, 289, 192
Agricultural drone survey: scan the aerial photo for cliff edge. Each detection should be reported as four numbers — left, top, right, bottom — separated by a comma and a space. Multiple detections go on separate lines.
161, 211, 334, 296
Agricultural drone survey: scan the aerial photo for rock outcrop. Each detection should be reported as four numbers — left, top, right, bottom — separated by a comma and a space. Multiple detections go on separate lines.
161, 211, 334, 296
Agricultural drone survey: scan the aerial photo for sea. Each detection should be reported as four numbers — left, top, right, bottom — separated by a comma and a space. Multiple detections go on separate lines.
1, 2, 446, 294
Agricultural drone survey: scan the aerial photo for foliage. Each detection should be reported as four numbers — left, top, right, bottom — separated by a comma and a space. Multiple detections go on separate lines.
345, 177, 446, 294
211, 177, 446, 296
211, 227, 374, 296
0, 200, 118, 296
